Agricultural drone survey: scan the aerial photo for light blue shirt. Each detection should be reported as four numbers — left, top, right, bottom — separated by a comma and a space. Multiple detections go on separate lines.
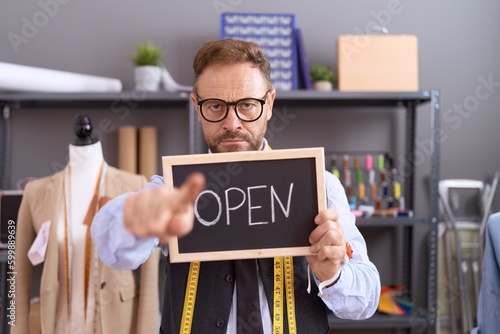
91, 142, 380, 331
471, 212, 500, 334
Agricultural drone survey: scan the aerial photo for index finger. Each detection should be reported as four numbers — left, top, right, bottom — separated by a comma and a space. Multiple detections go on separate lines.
314, 208, 339, 225
174, 172, 206, 212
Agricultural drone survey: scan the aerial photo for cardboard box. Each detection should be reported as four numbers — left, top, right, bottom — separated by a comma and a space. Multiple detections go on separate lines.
338, 35, 418, 92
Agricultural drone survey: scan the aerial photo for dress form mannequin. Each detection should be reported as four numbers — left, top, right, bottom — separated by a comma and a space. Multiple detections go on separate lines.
13, 114, 158, 334
56, 114, 105, 333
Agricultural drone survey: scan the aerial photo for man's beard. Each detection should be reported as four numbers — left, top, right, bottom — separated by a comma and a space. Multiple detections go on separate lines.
206, 131, 262, 153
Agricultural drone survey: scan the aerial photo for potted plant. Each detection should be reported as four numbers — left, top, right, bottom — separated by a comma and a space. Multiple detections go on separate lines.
129, 40, 164, 91
310, 64, 337, 91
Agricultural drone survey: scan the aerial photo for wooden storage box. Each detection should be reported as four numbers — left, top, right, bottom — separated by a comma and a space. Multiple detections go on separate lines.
338, 35, 418, 92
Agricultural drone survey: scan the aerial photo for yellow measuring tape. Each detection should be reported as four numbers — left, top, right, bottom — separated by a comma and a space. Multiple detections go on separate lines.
180, 261, 200, 334
284, 256, 297, 333
274, 256, 297, 333
181, 258, 296, 333
273, 257, 284, 333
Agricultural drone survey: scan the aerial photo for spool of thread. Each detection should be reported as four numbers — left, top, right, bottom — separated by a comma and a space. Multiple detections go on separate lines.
354, 155, 360, 169
371, 183, 378, 198
357, 169, 364, 184
331, 154, 340, 179
378, 154, 385, 171
342, 154, 350, 169
365, 154, 373, 170
369, 169, 375, 185
344, 169, 351, 186
358, 183, 366, 199
393, 182, 401, 199
330, 154, 338, 168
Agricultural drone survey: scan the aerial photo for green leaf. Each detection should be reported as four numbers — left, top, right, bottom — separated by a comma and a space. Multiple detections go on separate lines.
310, 64, 337, 83
128, 40, 164, 66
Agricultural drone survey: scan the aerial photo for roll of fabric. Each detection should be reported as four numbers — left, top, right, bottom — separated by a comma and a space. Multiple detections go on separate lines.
138, 126, 158, 181
117, 126, 137, 174
0, 62, 122, 92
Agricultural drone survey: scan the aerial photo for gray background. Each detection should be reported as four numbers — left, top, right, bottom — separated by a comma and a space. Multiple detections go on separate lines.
1, 0, 499, 211
1, 1, 500, 332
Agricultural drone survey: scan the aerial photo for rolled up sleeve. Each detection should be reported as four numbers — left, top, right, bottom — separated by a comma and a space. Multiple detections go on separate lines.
91, 175, 166, 270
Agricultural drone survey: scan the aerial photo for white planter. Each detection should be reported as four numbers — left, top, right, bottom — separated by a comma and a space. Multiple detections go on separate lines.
313, 80, 333, 91
134, 66, 162, 92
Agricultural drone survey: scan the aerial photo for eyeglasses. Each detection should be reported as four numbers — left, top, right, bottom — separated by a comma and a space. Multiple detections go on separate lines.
196, 91, 269, 123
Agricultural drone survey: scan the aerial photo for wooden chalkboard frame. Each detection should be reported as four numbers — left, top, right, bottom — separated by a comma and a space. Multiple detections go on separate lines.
162, 147, 326, 263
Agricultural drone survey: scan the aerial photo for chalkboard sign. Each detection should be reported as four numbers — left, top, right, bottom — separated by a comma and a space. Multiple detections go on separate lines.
162, 147, 326, 263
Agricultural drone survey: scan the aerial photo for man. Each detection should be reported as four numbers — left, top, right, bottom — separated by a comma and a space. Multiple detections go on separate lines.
471, 212, 500, 334
91, 39, 380, 333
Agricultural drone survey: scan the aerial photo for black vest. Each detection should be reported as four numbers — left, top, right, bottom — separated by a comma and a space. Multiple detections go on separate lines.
159, 256, 329, 333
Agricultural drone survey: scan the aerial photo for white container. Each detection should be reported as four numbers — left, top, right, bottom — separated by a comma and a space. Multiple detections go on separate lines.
313, 80, 333, 91
134, 66, 162, 92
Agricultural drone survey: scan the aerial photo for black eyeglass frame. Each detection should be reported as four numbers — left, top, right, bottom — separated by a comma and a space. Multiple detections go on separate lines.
196, 91, 270, 123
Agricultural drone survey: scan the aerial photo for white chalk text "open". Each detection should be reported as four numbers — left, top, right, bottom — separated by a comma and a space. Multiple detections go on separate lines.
194, 183, 294, 227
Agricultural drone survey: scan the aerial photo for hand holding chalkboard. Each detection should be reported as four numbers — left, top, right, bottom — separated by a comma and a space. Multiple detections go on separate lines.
306, 208, 347, 283
123, 172, 206, 244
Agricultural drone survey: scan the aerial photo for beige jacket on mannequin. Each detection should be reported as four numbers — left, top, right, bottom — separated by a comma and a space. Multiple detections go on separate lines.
12, 166, 160, 334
